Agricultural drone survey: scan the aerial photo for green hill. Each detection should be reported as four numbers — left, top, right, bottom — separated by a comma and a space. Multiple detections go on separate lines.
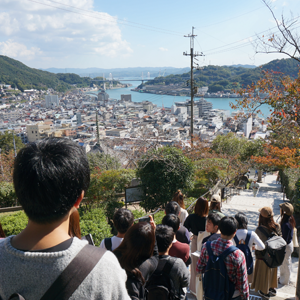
143, 58, 300, 93
0, 56, 91, 92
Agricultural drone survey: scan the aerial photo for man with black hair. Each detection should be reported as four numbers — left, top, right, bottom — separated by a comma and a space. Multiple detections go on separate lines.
196, 216, 249, 300
162, 214, 191, 266
146, 225, 189, 300
100, 208, 134, 251
202, 212, 221, 245
165, 201, 190, 244
0, 138, 129, 300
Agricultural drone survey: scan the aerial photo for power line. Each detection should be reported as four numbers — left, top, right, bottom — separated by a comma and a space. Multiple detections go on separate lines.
200, 6, 264, 28
206, 24, 300, 57
44, 0, 185, 35
26, 0, 184, 37
201, 19, 300, 55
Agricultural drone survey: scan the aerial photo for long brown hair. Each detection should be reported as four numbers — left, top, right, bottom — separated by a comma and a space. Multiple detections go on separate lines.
280, 214, 296, 229
0, 222, 5, 238
173, 190, 185, 209
259, 214, 278, 232
69, 209, 81, 239
114, 222, 155, 283
195, 197, 209, 217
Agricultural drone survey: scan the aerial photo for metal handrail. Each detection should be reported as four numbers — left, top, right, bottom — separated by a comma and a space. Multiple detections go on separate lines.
186, 180, 222, 212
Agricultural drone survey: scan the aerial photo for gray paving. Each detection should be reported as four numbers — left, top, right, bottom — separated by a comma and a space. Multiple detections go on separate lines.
187, 174, 297, 299
221, 174, 297, 300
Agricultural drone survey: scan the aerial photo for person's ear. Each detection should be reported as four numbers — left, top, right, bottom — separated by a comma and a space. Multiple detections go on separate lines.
74, 191, 84, 209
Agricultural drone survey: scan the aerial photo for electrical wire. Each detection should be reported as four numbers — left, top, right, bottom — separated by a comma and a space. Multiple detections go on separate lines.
205, 23, 300, 57
44, 0, 185, 35
26, 0, 184, 37
200, 6, 264, 28
202, 16, 300, 54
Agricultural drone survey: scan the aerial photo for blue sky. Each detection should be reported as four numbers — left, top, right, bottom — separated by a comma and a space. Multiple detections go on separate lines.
0, 0, 299, 69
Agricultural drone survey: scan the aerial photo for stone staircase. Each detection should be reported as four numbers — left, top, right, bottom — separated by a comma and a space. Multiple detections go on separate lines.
222, 174, 297, 300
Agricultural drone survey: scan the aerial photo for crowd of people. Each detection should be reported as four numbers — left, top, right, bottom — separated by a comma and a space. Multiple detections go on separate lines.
0, 137, 298, 300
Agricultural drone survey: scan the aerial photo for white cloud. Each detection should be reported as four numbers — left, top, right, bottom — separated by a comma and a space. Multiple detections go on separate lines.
159, 47, 168, 52
0, 39, 42, 60
0, 0, 132, 64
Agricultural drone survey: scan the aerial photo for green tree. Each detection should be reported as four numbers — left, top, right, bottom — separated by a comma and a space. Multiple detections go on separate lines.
136, 146, 194, 211
85, 169, 135, 221
208, 84, 224, 93
211, 133, 248, 157
88, 152, 120, 171
240, 138, 265, 162
187, 158, 229, 199
0, 131, 23, 153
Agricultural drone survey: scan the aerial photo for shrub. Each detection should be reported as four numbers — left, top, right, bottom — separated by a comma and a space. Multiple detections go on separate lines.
0, 182, 16, 208
280, 168, 300, 213
85, 169, 135, 221
0, 211, 28, 236
0, 207, 112, 246
79, 207, 112, 246
131, 209, 146, 221
153, 210, 165, 225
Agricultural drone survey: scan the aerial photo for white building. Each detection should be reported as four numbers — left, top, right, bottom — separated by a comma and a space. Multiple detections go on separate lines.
243, 117, 253, 138
45, 95, 59, 108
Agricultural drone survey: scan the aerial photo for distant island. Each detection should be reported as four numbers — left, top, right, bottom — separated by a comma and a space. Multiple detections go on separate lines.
0, 55, 299, 94
138, 58, 300, 94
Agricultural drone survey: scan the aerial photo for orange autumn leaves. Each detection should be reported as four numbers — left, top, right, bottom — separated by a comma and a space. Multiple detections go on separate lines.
251, 145, 300, 169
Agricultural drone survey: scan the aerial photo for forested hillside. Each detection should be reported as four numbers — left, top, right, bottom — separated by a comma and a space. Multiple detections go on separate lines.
145, 58, 300, 92
0, 56, 91, 92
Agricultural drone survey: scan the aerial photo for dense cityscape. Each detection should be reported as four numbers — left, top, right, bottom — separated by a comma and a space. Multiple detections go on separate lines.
0, 81, 269, 167
1, 0, 300, 299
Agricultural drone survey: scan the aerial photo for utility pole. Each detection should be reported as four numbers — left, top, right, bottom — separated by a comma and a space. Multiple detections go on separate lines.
96, 110, 100, 146
183, 26, 204, 146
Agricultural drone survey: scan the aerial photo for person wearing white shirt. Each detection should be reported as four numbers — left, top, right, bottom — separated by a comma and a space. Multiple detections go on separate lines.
100, 208, 134, 251
250, 180, 260, 197
233, 212, 265, 283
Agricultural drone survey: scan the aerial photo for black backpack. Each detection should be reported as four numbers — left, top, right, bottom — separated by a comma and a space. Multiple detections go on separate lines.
126, 272, 147, 300
258, 226, 287, 268
146, 258, 178, 300
104, 237, 112, 251
233, 232, 253, 275
203, 241, 238, 300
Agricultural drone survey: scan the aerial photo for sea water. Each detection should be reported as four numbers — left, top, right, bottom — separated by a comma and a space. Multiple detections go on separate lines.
89, 79, 272, 118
